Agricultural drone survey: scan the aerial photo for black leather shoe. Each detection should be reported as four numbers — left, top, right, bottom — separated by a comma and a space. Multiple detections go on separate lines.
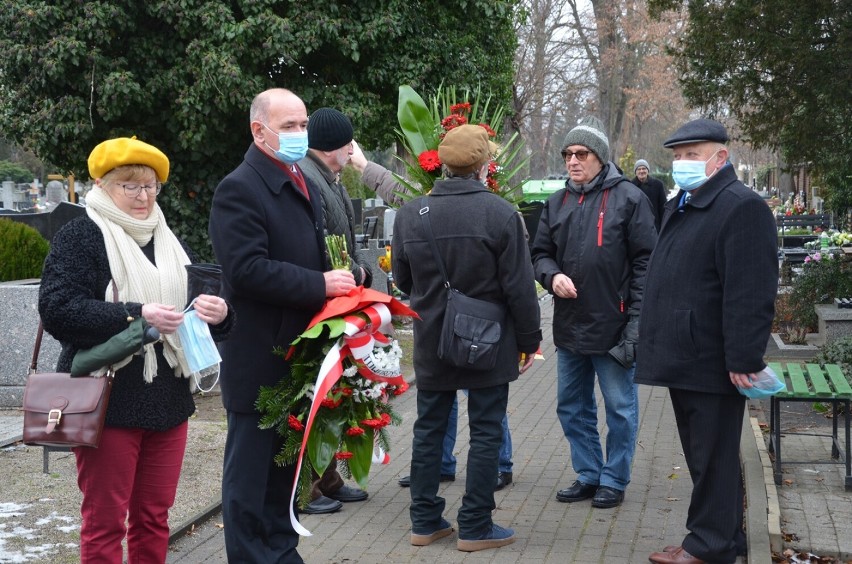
556, 480, 597, 502
495, 472, 513, 491
591, 486, 624, 508
398, 474, 455, 487
301, 495, 343, 515
327, 484, 368, 502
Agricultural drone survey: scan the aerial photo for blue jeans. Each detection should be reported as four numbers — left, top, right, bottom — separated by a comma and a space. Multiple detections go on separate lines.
441, 393, 512, 474
556, 348, 638, 490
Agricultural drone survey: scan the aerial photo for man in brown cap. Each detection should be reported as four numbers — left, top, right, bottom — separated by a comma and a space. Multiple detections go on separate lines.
391, 124, 542, 552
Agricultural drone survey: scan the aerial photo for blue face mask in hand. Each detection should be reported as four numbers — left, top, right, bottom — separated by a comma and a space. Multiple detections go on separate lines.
177, 301, 222, 376
263, 124, 308, 164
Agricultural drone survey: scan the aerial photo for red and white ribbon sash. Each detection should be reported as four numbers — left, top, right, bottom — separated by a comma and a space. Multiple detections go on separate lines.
289, 303, 399, 536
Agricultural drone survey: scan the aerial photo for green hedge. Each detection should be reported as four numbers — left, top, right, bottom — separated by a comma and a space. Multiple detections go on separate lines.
0, 218, 49, 281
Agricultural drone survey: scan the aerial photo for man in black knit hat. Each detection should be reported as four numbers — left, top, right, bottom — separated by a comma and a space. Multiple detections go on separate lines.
295, 107, 372, 515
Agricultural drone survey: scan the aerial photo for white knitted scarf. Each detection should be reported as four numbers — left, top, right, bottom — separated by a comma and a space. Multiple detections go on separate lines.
85, 186, 191, 382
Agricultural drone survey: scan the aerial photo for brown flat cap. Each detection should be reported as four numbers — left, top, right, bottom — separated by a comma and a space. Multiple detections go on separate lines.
438, 124, 490, 175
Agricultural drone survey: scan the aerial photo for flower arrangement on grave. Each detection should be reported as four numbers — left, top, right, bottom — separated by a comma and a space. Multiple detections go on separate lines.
255, 236, 418, 535
393, 85, 527, 204
377, 245, 392, 274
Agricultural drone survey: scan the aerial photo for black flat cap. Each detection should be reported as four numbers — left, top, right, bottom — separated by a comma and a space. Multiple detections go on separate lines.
663, 118, 728, 148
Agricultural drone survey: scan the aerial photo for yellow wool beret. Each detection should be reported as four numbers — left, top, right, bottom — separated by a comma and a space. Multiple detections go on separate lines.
438, 124, 490, 175
88, 136, 170, 182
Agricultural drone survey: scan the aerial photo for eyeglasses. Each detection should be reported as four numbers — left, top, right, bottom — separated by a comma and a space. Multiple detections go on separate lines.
118, 183, 161, 198
562, 150, 591, 162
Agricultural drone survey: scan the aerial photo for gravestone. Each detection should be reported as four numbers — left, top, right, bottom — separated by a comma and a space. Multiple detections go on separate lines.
0, 201, 86, 242
0, 282, 61, 407
363, 204, 391, 244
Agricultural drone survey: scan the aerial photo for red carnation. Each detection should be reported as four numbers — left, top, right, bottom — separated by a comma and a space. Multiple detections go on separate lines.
361, 418, 383, 429
379, 412, 392, 427
392, 381, 409, 396
478, 123, 496, 137
418, 150, 442, 172
346, 426, 365, 436
450, 102, 471, 115
321, 397, 342, 409
441, 114, 468, 131
288, 415, 304, 432
335, 451, 354, 460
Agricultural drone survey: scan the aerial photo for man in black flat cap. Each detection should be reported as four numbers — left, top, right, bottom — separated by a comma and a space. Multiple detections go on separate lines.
634, 118, 778, 564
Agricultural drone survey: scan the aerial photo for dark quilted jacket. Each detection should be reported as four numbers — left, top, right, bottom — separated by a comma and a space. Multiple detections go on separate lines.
300, 151, 373, 287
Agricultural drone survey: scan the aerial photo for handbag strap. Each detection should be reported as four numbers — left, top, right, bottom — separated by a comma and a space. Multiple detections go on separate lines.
418, 196, 453, 290
31, 281, 120, 373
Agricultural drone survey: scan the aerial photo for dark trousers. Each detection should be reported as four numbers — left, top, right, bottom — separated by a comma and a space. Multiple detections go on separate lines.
310, 466, 345, 501
222, 410, 303, 564
670, 388, 746, 564
410, 384, 508, 537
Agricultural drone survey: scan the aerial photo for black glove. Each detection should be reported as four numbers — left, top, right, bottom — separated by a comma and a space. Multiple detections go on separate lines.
607, 316, 639, 369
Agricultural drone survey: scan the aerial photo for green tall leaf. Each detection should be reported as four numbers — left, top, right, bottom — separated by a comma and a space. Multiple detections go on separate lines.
343, 429, 375, 489
307, 409, 347, 476
397, 85, 438, 157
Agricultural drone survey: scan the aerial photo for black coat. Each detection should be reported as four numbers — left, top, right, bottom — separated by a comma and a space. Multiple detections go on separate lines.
631, 175, 668, 232
634, 165, 778, 394
531, 163, 658, 354
209, 144, 328, 412
38, 216, 234, 431
391, 178, 542, 391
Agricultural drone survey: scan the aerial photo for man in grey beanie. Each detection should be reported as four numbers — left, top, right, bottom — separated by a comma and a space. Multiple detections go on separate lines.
531, 115, 657, 509
631, 159, 667, 231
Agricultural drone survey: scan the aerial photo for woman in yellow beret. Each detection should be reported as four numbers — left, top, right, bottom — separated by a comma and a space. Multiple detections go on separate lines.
38, 137, 234, 563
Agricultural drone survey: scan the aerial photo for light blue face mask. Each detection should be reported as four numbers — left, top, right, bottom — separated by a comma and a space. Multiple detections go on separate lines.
263, 124, 308, 164
671, 150, 719, 191
177, 300, 222, 378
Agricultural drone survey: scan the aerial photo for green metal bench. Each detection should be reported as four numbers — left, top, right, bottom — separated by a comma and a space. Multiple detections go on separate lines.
767, 362, 852, 490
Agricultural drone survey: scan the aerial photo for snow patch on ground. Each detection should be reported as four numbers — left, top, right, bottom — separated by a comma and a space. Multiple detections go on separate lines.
0, 502, 79, 562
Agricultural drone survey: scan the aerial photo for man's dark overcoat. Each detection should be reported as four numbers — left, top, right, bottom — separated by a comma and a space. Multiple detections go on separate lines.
209, 144, 328, 412
634, 164, 778, 394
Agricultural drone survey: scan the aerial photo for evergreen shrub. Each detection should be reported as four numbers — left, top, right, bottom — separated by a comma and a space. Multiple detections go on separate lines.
0, 218, 49, 281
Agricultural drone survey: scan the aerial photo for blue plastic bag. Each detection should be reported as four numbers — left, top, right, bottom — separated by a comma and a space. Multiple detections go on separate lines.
736, 366, 786, 399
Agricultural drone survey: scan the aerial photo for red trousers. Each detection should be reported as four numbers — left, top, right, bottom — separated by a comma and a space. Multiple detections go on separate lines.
73, 422, 188, 563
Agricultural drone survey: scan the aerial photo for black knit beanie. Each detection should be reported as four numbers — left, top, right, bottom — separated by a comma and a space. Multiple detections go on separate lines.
308, 108, 354, 151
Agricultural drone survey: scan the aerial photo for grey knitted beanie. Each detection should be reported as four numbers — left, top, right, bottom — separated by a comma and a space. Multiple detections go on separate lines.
562, 116, 610, 164
634, 159, 650, 173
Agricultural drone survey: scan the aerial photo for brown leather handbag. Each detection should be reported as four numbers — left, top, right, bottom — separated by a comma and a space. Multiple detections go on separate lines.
21, 321, 113, 448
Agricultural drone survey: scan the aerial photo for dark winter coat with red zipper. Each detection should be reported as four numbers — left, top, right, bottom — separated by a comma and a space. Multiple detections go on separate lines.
531, 162, 657, 355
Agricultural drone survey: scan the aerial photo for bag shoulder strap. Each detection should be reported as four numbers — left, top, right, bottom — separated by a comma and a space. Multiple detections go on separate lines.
418, 196, 453, 290
31, 281, 120, 373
